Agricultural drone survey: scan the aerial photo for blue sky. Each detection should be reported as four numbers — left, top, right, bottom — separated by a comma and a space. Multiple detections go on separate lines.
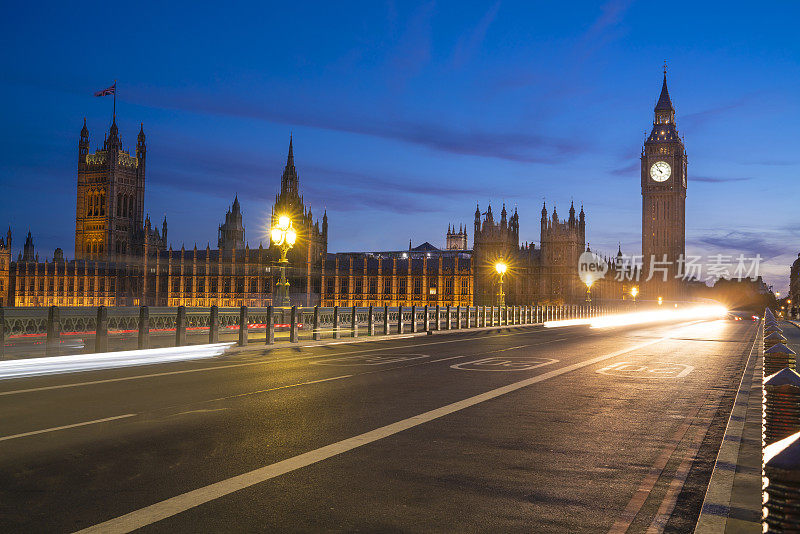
1, 1, 799, 292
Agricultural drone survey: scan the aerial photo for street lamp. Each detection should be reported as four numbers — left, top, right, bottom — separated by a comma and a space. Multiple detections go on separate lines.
657, 296, 663, 306
271, 215, 297, 307
495, 262, 507, 306
584, 276, 593, 303
630, 286, 639, 306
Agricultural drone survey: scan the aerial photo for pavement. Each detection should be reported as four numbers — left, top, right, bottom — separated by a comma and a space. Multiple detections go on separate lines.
0, 318, 756, 533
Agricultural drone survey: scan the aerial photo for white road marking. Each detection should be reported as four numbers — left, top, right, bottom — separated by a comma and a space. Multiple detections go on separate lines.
311, 354, 429, 366
596, 361, 694, 378
451, 357, 558, 371
75, 334, 673, 534
0, 414, 137, 442
0, 329, 565, 397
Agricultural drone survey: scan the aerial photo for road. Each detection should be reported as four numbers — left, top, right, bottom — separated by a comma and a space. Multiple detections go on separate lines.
0, 318, 756, 533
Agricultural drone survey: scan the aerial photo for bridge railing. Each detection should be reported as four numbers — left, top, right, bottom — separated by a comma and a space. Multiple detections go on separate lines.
0, 303, 620, 359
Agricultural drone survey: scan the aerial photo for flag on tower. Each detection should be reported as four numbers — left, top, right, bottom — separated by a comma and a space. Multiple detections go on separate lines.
94, 83, 116, 97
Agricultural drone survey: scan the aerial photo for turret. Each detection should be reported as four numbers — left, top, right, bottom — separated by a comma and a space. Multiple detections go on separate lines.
322, 209, 328, 237
569, 201, 576, 227
137, 122, 146, 160
474, 203, 481, 235
79, 118, 89, 163
22, 230, 34, 262
541, 201, 548, 232
500, 203, 507, 229
281, 135, 299, 197
105, 117, 121, 151
552, 205, 558, 223
162, 216, 168, 245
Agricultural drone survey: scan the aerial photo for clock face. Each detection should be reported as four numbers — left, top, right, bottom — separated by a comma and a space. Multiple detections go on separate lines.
650, 161, 671, 182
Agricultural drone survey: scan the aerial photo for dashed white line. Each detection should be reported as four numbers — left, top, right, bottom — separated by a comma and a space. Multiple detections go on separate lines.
0, 414, 137, 442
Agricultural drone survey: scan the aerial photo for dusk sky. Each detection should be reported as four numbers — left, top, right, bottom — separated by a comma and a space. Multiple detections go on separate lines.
2, 1, 799, 292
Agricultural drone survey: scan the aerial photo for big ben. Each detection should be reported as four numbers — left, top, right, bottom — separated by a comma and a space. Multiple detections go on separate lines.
641, 68, 686, 300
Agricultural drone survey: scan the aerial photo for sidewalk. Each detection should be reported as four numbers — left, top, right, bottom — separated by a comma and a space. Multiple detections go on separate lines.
694, 323, 762, 533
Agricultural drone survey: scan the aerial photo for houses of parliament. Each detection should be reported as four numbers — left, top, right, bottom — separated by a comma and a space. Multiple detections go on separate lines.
0, 71, 687, 309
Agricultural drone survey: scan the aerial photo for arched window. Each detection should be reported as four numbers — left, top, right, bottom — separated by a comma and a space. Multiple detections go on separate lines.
117, 194, 122, 216
99, 193, 105, 216
128, 196, 134, 218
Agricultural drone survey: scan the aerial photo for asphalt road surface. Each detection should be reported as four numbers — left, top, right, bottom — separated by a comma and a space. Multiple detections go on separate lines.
0, 318, 757, 533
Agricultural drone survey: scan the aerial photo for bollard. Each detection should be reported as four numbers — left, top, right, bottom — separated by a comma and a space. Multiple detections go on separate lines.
238, 306, 248, 347
46, 305, 61, 356
138, 306, 150, 350
290, 306, 298, 343
95, 306, 108, 353
467, 306, 472, 328
456, 305, 462, 329
0, 306, 4, 359
368, 306, 375, 336
435, 305, 441, 330
766, 331, 787, 350
762, 431, 800, 533
333, 306, 341, 339
446, 305, 452, 330
764, 368, 800, 445
175, 306, 187, 347
765, 344, 797, 377
351, 306, 358, 338
209, 306, 220, 343
423, 305, 430, 332
411, 305, 418, 333
398, 305, 404, 334
481, 306, 487, 328
313, 306, 321, 341
384, 305, 390, 335
265, 306, 274, 345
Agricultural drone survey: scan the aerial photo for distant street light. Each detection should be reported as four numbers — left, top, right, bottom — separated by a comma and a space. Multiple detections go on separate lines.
658, 296, 663, 306
495, 262, 507, 307
585, 276, 593, 303
271, 215, 297, 307
630, 286, 639, 306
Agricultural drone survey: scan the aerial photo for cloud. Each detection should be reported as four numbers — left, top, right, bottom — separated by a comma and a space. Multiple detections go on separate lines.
692, 175, 752, 183
682, 94, 757, 130
146, 139, 494, 217
452, 2, 501, 69
740, 159, 799, 167
693, 230, 792, 261
131, 89, 581, 164
573, 0, 633, 62
386, 1, 436, 84
610, 161, 638, 176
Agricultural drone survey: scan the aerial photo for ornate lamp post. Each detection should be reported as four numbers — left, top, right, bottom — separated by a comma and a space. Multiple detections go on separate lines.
271, 215, 296, 307
630, 286, 639, 307
495, 262, 507, 307
585, 276, 593, 303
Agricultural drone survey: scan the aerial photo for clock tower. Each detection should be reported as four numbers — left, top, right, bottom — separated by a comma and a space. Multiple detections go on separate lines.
641, 68, 686, 300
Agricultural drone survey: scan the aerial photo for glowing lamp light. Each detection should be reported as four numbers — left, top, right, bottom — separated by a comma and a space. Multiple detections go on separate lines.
278, 215, 291, 230
658, 296, 663, 306
286, 228, 297, 245
495, 262, 507, 275
271, 227, 283, 244
630, 286, 639, 298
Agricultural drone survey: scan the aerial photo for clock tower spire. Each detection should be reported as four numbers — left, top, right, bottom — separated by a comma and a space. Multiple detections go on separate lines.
641, 67, 687, 300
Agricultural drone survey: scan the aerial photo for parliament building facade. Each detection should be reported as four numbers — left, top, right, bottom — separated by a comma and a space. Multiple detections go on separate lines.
1, 99, 650, 308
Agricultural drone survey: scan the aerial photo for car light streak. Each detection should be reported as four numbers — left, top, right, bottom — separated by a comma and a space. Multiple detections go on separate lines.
0, 343, 235, 380
544, 305, 727, 329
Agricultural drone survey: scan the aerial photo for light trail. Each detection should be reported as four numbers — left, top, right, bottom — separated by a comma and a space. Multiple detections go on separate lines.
544, 305, 728, 329
0, 343, 235, 380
